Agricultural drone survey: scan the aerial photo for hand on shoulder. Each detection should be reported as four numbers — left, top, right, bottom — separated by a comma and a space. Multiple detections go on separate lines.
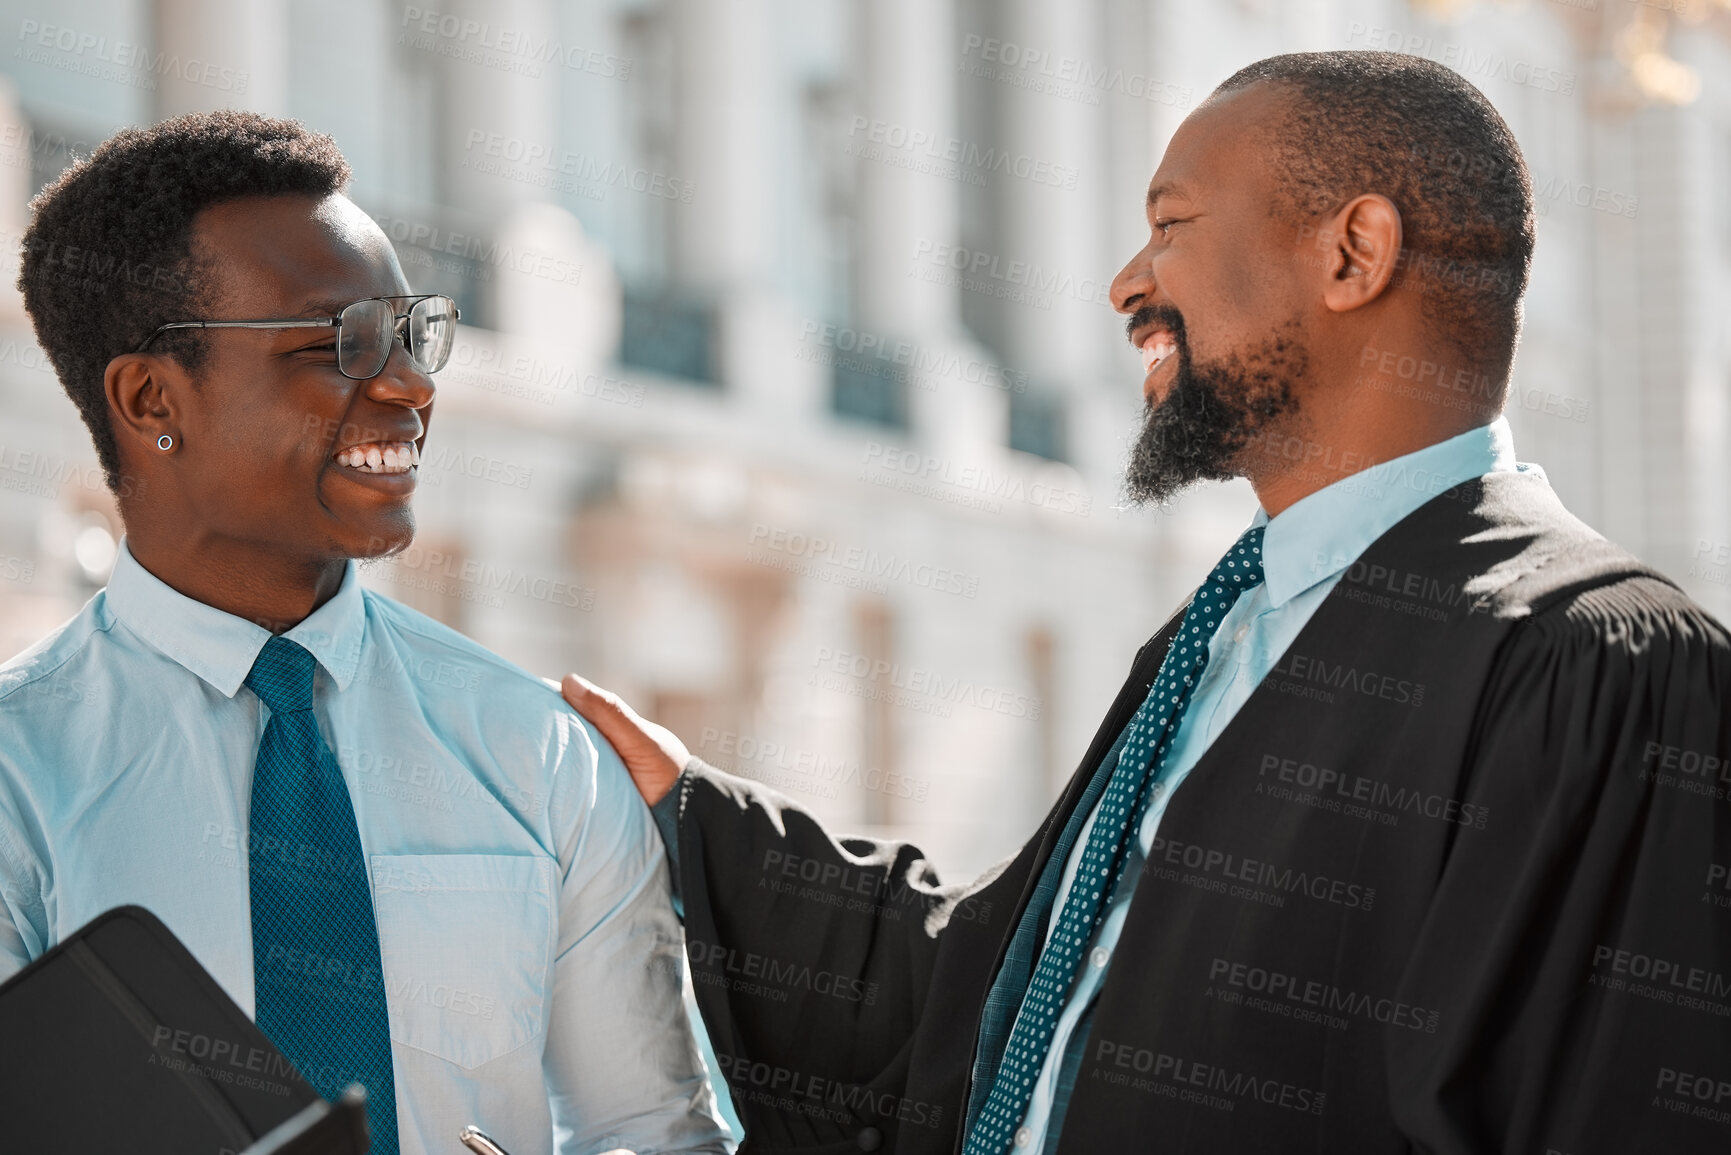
560, 674, 687, 808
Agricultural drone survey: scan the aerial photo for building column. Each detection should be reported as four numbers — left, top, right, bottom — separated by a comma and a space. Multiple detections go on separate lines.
434, 0, 558, 221
856, 0, 1005, 459
153, 0, 288, 119
995, 0, 1110, 389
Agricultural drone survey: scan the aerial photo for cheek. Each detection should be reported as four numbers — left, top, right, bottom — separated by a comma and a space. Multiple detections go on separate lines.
234, 389, 343, 477
1175, 241, 1288, 357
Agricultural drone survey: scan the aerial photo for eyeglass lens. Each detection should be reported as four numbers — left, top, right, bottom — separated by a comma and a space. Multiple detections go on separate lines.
336, 297, 457, 380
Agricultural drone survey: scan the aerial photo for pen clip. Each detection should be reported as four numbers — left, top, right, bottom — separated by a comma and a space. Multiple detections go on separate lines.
459, 1125, 513, 1155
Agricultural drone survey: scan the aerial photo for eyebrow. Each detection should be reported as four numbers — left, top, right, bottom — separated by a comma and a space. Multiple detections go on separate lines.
293, 298, 353, 319
1146, 181, 1193, 207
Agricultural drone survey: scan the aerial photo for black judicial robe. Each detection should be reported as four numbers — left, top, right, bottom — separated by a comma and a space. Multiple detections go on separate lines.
666, 470, 1731, 1154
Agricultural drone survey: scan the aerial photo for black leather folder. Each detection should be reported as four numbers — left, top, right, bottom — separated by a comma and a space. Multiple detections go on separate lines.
0, 905, 370, 1154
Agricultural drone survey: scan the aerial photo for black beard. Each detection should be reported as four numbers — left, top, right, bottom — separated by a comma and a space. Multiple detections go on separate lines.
1123, 313, 1307, 507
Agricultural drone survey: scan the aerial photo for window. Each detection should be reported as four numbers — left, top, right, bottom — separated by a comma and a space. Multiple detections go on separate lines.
1009, 388, 1066, 462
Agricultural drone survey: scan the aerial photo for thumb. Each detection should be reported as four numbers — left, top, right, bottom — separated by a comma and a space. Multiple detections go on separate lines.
561, 673, 653, 753
557, 671, 685, 772
559, 674, 689, 808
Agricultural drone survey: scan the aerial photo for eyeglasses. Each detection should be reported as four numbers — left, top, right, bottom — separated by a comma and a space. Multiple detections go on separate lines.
134, 294, 460, 380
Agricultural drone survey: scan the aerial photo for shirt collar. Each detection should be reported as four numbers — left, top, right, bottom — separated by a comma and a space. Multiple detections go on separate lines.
105, 539, 365, 698
1254, 416, 1526, 608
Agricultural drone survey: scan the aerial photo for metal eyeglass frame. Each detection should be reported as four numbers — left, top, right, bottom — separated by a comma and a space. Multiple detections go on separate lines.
132, 294, 461, 380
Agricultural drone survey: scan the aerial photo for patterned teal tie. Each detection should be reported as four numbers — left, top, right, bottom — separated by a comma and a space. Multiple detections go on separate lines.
962, 526, 1265, 1155
247, 635, 398, 1154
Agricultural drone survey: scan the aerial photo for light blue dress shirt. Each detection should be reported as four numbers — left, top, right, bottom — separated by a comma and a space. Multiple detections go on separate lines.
0, 543, 731, 1155
1013, 417, 1539, 1152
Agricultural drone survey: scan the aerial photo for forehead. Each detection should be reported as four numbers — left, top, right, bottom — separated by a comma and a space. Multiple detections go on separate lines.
1148, 83, 1288, 211
189, 193, 406, 313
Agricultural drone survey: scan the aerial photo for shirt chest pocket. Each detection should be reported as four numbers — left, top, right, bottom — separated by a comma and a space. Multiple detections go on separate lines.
370, 853, 556, 1070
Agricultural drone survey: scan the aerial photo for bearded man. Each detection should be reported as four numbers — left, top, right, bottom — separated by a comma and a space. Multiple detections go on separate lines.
564, 51, 1731, 1154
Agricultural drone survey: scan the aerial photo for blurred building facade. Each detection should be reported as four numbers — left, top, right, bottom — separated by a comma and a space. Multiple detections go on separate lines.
0, 0, 1727, 878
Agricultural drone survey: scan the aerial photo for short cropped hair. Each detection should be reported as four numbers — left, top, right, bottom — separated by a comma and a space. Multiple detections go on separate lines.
17, 110, 351, 489
1213, 51, 1535, 372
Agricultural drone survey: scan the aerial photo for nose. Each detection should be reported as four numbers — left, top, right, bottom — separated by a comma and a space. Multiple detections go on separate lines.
364, 340, 436, 410
1110, 239, 1154, 315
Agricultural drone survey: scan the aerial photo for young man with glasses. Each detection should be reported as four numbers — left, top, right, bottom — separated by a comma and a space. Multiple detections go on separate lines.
0, 111, 730, 1155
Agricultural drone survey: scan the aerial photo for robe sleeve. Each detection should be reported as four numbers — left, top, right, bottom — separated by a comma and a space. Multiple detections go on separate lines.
669, 757, 1003, 1152
1388, 576, 1731, 1154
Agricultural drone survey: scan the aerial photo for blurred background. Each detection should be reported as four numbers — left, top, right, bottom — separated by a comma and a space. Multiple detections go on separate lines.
0, 0, 1726, 884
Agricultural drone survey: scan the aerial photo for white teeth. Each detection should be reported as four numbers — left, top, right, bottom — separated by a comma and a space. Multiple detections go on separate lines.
1140, 334, 1177, 374
335, 441, 418, 475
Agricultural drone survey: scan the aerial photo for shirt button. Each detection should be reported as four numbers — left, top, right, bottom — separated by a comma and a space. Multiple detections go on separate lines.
1233, 623, 1249, 643
1091, 947, 1110, 969
856, 1126, 883, 1151
1014, 1126, 1033, 1148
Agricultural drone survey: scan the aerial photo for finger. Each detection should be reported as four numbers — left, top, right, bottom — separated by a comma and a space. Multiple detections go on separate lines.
560, 673, 645, 744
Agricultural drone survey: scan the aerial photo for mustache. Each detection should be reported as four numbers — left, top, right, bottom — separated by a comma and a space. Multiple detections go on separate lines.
1125, 303, 1187, 346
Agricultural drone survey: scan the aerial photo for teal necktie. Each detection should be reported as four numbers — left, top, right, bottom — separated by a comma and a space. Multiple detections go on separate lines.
962, 526, 1266, 1154
247, 635, 398, 1154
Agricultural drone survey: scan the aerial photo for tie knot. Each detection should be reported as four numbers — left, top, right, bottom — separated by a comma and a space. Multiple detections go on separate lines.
245, 636, 317, 714
1207, 525, 1266, 589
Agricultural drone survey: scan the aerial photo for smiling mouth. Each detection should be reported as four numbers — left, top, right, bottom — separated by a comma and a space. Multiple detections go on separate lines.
335, 440, 420, 475
1140, 332, 1178, 376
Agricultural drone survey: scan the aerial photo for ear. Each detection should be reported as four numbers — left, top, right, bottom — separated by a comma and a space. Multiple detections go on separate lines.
1317, 194, 1403, 315
104, 352, 188, 456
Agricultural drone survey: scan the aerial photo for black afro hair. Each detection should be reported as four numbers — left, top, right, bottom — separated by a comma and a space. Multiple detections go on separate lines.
17, 110, 351, 490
